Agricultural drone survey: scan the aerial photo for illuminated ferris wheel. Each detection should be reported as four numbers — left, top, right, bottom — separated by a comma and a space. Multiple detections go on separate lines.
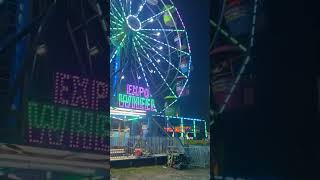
110, 0, 192, 112
210, 0, 264, 122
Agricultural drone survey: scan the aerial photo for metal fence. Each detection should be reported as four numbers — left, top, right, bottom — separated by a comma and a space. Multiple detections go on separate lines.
184, 145, 210, 168
110, 136, 182, 158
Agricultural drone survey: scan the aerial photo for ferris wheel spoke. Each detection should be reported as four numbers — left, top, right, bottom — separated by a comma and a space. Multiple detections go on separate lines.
110, 34, 127, 63
132, 39, 150, 88
135, 54, 154, 71
111, 1, 125, 20
135, 50, 159, 86
132, 49, 154, 73
160, 98, 178, 113
138, 35, 188, 79
129, 0, 132, 15
110, 48, 119, 64
110, 32, 125, 41
140, 28, 185, 32
116, 0, 127, 17
136, 0, 147, 17
210, 19, 247, 52
111, 27, 123, 31
134, 38, 177, 97
132, 48, 161, 91
139, 60, 164, 95
110, 12, 124, 23
140, 6, 175, 25
137, 31, 190, 56
136, 34, 188, 78
111, 20, 123, 28
177, 78, 189, 97
110, 0, 192, 107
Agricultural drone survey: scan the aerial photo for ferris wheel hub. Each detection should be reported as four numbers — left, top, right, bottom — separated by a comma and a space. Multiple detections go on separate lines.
126, 15, 141, 31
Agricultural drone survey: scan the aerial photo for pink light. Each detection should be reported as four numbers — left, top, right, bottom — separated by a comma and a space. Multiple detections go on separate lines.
54, 72, 108, 112
126, 84, 150, 98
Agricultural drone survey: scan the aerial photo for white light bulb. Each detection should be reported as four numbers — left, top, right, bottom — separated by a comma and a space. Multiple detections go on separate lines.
157, 32, 161, 36
159, 46, 163, 50
121, 75, 125, 79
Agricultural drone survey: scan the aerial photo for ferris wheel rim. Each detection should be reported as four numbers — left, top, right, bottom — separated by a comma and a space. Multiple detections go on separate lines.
110, 0, 192, 112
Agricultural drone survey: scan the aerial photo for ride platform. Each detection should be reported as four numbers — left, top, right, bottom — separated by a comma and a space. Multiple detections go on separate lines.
111, 154, 167, 168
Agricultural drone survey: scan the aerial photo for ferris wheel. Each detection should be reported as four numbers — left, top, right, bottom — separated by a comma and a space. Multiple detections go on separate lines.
210, 0, 264, 121
110, 0, 192, 112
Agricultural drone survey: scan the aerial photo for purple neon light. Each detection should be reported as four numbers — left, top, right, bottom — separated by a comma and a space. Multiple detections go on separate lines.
54, 72, 108, 112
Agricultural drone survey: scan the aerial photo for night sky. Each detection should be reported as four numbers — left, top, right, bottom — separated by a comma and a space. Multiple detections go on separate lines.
254, 1, 319, 178
173, 0, 210, 120
212, 1, 320, 178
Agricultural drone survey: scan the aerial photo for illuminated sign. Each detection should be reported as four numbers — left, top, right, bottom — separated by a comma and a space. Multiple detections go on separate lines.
27, 102, 108, 152
27, 72, 109, 154
164, 126, 191, 133
118, 84, 156, 111
54, 72, 108, 111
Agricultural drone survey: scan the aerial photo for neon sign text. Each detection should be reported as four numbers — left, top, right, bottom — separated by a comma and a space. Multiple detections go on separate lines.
126, 84, 150, 98
118, 84, 155, 111
118, 93, 155, 111
54, 72, 108, 111
27, 101, 108, 152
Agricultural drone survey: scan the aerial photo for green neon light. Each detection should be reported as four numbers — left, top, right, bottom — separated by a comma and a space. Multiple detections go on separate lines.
126, 117, 143, 121
205, 121, 208, 138
118, 93, 155, 111
180, 118, 184, 138
28, 101, 109, 140
210, 19, 247, 52
193, 120, 196, 138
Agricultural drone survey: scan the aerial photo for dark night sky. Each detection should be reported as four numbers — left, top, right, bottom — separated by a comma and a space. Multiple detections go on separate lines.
173, 0, 210, 120
216, 1, 320, 178
254, 1, 319, 177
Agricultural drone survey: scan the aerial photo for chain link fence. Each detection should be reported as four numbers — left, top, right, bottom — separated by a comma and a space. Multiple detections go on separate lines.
184, 145, 210, 168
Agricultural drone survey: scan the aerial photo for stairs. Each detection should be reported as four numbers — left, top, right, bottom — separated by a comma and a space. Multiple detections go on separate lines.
151, 117, 185, 154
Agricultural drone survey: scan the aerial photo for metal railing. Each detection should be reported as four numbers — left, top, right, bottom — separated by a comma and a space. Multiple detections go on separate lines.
110, 136, 181, 158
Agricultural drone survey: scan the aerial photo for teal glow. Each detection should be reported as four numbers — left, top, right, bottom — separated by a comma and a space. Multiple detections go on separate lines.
193, 120, 196, 138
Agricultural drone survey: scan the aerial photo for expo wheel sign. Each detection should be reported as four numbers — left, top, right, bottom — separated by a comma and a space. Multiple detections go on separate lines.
110, 0, 192, 112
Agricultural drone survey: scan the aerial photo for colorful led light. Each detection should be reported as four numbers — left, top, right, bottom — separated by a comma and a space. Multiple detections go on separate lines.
140, 6, 174, 24
126, 15, 141, 31
54, 72, 108, 112
135, 35, 187, 79
110, 0, 192, 113
27, 101, 108, 153
218, 0, 258, 113
153, 114, 206, 122
133, 37, 179, 98
118, 93, 156, 111
205, 121, 208, 138
132, 40, 150, 87
137, 32, 190, 56
193, 120, 196, 138
180, 118, 184, 138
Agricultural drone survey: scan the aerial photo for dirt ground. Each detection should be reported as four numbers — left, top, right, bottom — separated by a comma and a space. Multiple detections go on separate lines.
111, 166, 210, 180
